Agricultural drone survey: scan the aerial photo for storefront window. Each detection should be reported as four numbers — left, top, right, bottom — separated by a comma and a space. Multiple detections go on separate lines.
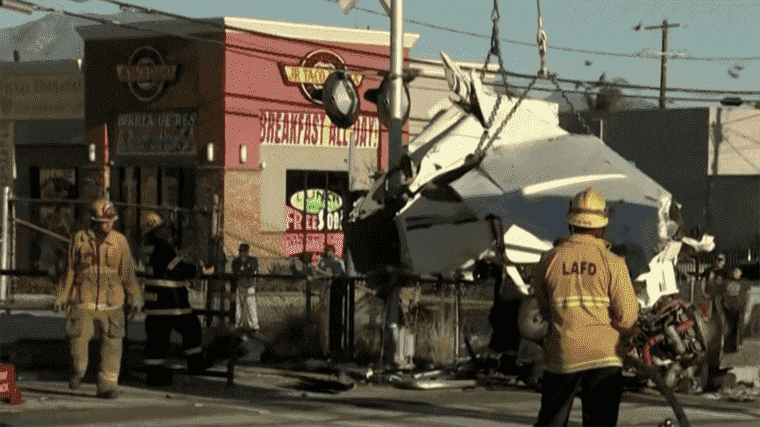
112, 165, 197, 263
284, 170, 348, 262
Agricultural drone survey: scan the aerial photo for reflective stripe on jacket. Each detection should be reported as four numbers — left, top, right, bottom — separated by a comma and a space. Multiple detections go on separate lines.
58, 229, 140, 310
143, 280, 192, 314
534, 233, 639, 374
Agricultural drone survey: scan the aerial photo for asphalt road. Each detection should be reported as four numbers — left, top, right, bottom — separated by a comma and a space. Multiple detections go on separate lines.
3, 302, 760, 426
3, 365, 760, 427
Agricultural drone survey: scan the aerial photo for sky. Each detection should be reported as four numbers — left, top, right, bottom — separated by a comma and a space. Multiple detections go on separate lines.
1, 0, 759, 108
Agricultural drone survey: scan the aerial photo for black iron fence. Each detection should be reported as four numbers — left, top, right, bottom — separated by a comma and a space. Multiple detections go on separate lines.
0, 264, 492, 371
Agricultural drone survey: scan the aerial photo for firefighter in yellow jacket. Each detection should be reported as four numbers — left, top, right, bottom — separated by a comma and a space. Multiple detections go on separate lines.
54, 198, 142, 399
533, 187, 639, 427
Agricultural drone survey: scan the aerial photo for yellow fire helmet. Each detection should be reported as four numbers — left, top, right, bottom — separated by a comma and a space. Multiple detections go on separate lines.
90, 198, 118, 223
567, 187, 609, 229
142, 212, 164, 234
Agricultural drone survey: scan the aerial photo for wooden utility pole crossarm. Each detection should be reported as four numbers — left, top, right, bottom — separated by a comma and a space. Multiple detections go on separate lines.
645, 20, 681, 109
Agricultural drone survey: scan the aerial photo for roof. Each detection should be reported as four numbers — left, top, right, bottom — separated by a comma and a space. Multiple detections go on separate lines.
76, 16, 420, 49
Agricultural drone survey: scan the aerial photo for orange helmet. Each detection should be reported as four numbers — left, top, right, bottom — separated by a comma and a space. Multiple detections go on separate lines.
567, 187, 608, 229
90, 198, 118, 223
142, 212, 164, 234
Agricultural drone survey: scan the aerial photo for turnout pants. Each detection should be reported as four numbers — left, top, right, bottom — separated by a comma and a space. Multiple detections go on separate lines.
535, 367, 623, 427
144, 313, 205, 380
66, 306, 125, 392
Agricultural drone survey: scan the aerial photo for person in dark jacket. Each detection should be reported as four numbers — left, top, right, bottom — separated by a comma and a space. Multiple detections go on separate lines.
141, 212, 208, 386
722, 266, 748, 353
231, 244, 260, 333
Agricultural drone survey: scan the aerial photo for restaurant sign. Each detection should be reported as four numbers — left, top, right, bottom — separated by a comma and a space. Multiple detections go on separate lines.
0, 74, 84, 119
280, 49, 364, 105
260, 110, 379, 148
117, 46, 176, 102
115, 112, 197, 156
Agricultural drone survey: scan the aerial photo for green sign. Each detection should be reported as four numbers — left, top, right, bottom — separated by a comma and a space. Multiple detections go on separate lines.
290, 189, 343, 214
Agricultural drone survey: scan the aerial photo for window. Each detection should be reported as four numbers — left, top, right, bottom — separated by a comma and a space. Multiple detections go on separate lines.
284, 170, 348, 261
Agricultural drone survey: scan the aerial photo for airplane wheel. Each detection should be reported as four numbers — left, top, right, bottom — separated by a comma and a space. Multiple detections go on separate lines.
518, 298, 548, 341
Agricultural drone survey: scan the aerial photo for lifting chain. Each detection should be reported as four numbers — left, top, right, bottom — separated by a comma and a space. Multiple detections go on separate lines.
536, 0, 548, 78
475, 0, 593, 156
536, 0, 593, 136
481, 0, 511, 99
477, 74, 541, 155
549, 74, 594, 135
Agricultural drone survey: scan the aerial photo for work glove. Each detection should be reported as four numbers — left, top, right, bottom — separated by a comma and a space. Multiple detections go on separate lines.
127, 299, 144, 317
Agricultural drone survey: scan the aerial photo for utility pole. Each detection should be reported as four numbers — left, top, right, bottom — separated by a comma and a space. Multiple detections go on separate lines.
645, 19, 680, 109
387, 0, 404, 193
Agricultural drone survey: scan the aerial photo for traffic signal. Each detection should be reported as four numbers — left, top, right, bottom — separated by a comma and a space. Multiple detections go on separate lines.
365, 75, 411, 128
322, 70, 360, 129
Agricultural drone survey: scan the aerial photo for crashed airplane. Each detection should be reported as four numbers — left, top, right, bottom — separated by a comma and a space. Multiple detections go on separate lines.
345, 52, 719, 393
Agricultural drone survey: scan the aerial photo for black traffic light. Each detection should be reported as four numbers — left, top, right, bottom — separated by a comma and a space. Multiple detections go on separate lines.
365, 75, 413, 128
322, 70, 360, 129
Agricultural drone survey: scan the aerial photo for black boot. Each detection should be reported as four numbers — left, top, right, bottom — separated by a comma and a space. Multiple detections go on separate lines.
146, 365, 173, 386
186, 353, 212, 375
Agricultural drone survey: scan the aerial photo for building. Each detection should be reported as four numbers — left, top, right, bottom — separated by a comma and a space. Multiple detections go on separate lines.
0, 59, 85, 282
75, 17, 419, 265
560, 107, 760, 257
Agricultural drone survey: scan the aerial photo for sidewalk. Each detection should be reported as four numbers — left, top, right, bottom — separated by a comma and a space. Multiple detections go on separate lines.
6, 364, 760, 427
4, 298, 760, 426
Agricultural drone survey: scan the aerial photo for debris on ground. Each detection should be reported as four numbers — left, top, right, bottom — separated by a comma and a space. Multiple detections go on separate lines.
279, 371, 355, 394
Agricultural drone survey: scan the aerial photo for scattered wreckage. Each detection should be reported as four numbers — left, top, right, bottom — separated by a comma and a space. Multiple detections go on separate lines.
343, 52, 722, 398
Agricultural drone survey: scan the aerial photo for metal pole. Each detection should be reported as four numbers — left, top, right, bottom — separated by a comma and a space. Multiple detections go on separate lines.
348, 133, 356, 191
454, 280, 460, 361
305, 278, 312, 319
10, 194, 15, 271
388, 0, 404, 192
660, 19, 668, 110
645, 20, 679, 110
0, 186, 9, 302
690, 274, 695, 304
348, 278, 355, 357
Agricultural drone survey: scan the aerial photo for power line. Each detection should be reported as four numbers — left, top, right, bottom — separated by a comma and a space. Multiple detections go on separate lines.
22, 0, 401, 64
62, 0, 760, 100
95, 0, 422, 62
497, 83, 760, 104
326, 0, 760, 62
10, 0, 400, 81
409, 57, 760, 97
14, 0, 760, 106
410, 63, 760, 103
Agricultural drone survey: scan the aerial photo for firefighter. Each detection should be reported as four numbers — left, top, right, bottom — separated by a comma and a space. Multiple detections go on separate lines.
141, 212, 208, 386
54, 198, 142, 399
533, 187, 640, 427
